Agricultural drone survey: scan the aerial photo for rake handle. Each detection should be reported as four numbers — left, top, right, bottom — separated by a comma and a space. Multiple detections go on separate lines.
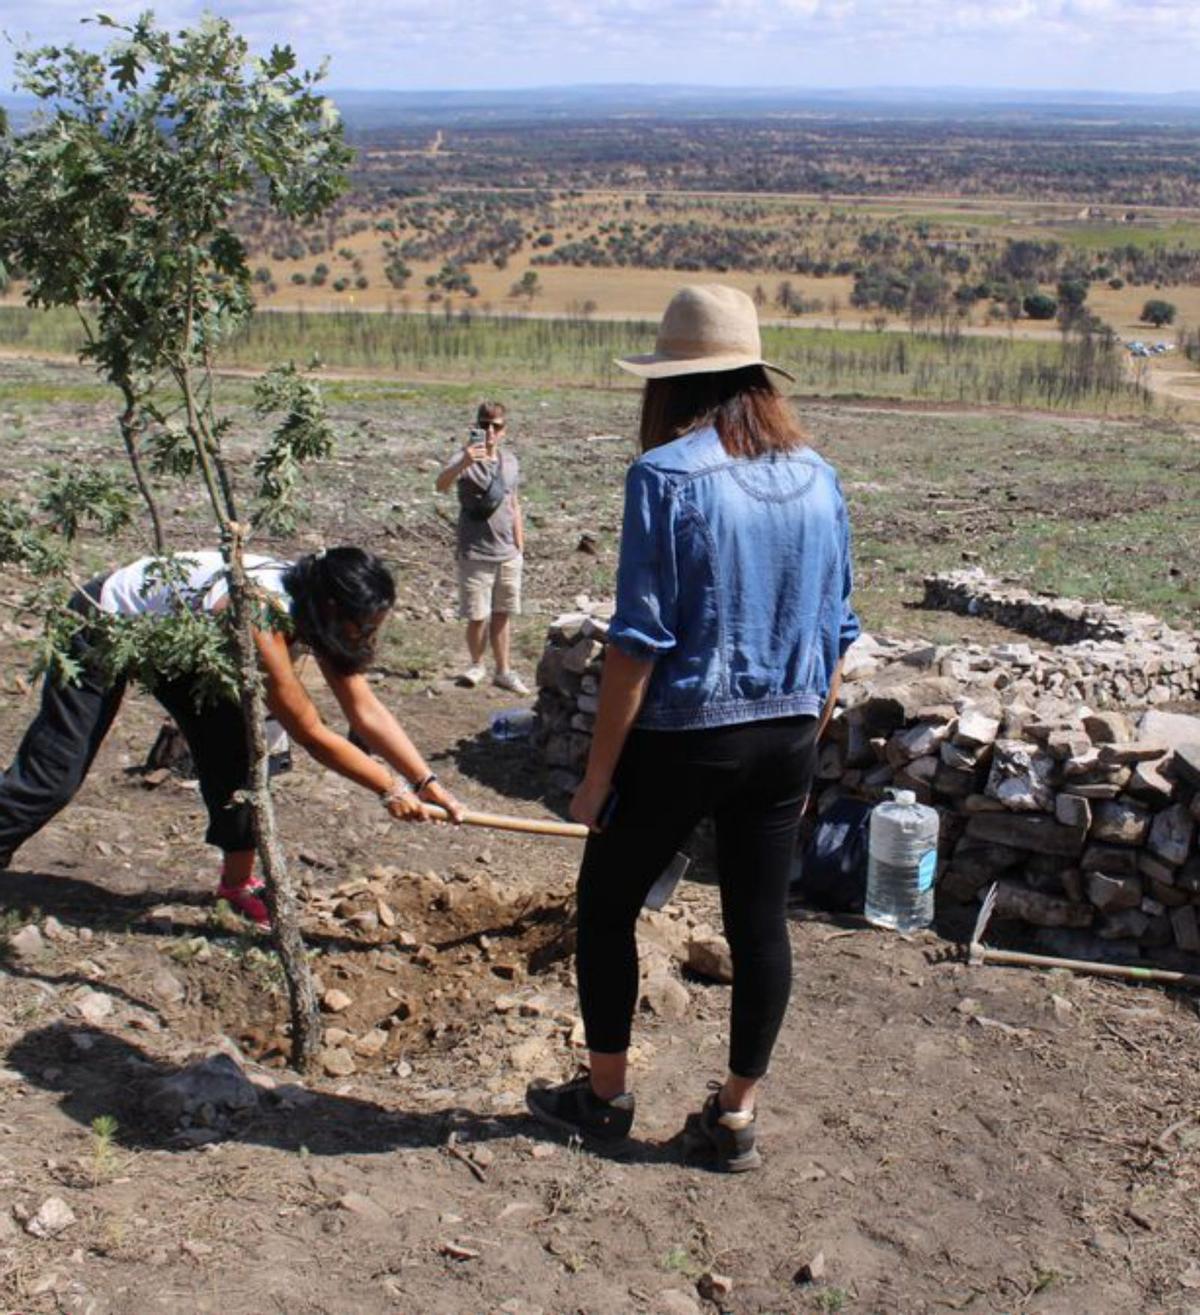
974, 943, 1200, 990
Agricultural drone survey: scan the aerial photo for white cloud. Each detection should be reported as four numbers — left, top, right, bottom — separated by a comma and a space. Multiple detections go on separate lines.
0, 0, 1197, 90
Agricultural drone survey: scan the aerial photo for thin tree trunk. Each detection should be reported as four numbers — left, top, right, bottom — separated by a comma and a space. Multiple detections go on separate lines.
180, 355, 322, 1072
117, 384, 166, 552
223, 523, 322, 1071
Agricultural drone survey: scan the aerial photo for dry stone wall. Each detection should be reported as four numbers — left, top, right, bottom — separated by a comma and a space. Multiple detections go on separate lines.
534, 577, 1200, 962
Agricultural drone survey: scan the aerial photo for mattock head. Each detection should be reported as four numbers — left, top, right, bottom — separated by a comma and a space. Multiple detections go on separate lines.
968, 882, 999, 965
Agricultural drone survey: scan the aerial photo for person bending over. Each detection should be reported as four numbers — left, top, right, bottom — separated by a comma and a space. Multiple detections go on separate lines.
0, 547, 463, 926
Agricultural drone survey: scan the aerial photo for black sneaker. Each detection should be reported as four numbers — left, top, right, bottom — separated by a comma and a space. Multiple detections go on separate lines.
525, 1072, 635, 1143
682, 1085, 761, 1173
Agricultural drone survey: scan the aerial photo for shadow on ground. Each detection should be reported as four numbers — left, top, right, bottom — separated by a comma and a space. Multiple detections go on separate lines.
4, 1024, 683, 1167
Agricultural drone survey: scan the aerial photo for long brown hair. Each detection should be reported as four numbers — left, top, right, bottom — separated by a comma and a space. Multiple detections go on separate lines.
637, 366, 807, 457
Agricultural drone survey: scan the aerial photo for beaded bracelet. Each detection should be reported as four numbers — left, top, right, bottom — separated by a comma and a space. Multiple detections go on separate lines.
413, 772, 438, 793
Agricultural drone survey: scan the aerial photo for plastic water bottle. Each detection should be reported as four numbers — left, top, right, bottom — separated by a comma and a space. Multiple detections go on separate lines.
489, 707, 536, 742
864, 789, 940, 931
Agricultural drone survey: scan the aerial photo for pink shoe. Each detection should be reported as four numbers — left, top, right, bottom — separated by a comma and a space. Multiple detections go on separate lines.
215, 876, 271, 929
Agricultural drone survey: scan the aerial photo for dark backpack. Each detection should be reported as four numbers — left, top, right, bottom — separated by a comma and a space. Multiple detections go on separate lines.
791, 796, 873, 913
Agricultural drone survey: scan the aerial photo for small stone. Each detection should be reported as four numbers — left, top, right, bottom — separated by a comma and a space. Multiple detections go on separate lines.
652, 1290, 702, 1315
640, 972, 690, 1021
71, 990, 114, 1025
353, 1029, 388, 1059
322, 989, 354, 1014
686, 934, 733, 984
510, 1038, 552, 1071
375, 899, 396, 928
793, 1250, 827, 1284
8, 924, 46, 960
697, 1272, 734, 1302
26, 1197, 77, 1239
338, 1192, 390, 1223
320, 1048, 356, 1077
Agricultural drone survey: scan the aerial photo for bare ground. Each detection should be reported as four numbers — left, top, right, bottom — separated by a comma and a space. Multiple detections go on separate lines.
2, 361, 1200, 1314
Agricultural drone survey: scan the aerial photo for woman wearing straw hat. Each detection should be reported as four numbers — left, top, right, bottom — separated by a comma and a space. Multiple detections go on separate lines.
526, 285, 859, 1171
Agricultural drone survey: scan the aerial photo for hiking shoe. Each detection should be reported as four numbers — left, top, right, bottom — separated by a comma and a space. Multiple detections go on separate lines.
525, 1072, 635, 1143
458, 664, 487, 688
493, 669, 530, 695
681, 1085, 761, 1173
215, 876, 271, 929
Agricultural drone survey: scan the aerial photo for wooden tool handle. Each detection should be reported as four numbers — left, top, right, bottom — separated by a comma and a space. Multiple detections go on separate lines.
422, 804, 589, 839
978, 944, 1200, 990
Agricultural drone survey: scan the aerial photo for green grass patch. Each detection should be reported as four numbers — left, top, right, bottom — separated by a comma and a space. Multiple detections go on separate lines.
0, 305, 1153, 415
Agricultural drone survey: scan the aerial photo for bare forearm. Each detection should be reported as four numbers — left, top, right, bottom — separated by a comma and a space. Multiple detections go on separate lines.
349, 705, 433, 783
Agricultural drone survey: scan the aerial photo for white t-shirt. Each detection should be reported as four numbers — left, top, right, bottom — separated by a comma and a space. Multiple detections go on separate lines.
99, 552, 291, 617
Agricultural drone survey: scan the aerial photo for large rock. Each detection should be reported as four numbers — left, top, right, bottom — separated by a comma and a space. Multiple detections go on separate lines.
1085, 872, 1143, 912
1173, 743, 1200, 790
142, 1053, 259, 1129
1090, 800, 1150, 846
984, 740, 1055, 812
991, 881, 1093, 928
965, 813, 1086, 856
855, 674, 963, 735
1146, 803, 1195, 867
1137, 710, 1200, 751
1170, 904, 1200, 953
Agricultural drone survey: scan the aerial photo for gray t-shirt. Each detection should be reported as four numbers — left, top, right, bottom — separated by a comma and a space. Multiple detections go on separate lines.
449, 447, 521, 563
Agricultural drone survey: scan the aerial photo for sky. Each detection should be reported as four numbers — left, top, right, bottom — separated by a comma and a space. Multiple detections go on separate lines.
0, 0, 1198, 95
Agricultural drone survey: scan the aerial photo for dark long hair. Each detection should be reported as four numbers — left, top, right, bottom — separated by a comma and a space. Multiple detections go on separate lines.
283, 547, 396, 675
637, 365, 807, 457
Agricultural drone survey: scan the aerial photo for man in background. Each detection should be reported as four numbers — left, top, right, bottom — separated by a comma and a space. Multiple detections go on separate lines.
435, 400, 529, 694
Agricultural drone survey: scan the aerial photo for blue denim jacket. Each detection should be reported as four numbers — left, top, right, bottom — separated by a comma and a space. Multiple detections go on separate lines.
609, 425, 860, 731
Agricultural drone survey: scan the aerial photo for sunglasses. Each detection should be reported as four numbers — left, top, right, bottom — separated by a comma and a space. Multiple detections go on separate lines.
479, 419, 506, 431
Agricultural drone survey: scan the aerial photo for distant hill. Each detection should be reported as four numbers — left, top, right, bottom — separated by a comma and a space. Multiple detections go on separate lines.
5, 85, 1200, 136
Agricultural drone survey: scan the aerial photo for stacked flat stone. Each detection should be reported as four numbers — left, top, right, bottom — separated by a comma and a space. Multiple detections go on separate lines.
831, 652, 1200, 957
533, 584, 1200, 960
533, 603, 614, 798
923, 569, 1200, 706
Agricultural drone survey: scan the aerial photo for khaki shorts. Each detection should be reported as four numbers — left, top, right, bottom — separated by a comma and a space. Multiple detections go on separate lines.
458, 556, 523, 621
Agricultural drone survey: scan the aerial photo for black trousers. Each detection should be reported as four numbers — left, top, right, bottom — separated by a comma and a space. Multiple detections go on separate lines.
576, 714, 818, 1080
0, 583, 254, 862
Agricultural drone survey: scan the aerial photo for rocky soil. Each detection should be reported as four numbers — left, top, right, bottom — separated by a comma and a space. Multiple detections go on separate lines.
2, 360, 1200, 1314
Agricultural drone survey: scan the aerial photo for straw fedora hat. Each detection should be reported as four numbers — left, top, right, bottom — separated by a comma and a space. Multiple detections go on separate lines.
616, 284, 794, 381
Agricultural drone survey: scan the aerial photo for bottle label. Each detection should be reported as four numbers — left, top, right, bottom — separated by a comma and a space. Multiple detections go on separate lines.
917, 850, 937, 892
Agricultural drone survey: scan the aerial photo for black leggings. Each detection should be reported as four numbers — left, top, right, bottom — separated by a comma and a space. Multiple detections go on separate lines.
576, 715, 817, 1080
0, 583, 254, 861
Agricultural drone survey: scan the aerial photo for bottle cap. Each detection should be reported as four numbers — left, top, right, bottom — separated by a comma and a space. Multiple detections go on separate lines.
888, 789, 917, 805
